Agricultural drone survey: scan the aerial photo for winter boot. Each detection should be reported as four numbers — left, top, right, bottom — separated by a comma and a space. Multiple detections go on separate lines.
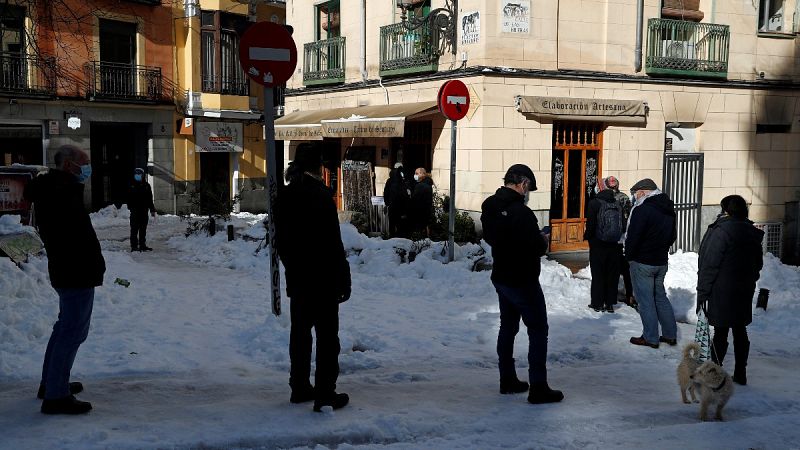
313, 392, 349, 412
528, 383, 564, 404
139, 245, 153, 252
37, 381, 83, 400
733, 339, 749, 385
500, 377, 529, 394
41, 395, 92, 415
290, 384, 315, 404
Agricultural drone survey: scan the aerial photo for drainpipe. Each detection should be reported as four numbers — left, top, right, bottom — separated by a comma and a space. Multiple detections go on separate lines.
634, 0, 644, 73
360, 0, 368, 81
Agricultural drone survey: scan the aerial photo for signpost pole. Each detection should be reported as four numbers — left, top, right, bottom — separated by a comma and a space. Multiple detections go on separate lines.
448, 119, 456, 263
264, 86, 282, 316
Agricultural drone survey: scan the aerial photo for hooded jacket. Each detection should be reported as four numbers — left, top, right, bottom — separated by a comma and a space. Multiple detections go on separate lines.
624, 192, 677, 266
481, 186, 548, 286
698, 215, 764, 328
23, 169, 106, 288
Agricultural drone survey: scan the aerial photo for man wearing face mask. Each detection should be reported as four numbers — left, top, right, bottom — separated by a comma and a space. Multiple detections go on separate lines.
410, 167, 434, 236
24, 145, 105, 414
480, 164, 564, 404
127, 168, 156, 252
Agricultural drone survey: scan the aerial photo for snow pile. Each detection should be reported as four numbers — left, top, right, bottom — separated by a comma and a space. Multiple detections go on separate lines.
90, 205, 131, 228
0, 214, 35, 235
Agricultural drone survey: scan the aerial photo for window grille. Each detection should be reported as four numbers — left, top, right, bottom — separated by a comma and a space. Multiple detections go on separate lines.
754, 222, 783, 258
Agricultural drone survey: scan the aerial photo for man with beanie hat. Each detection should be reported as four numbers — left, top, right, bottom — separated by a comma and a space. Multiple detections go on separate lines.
480, 164, 564, 404
604, 176, 635, 308
625, 178, 678, 349
275, 143, 352, 412
128, 167, 156, 252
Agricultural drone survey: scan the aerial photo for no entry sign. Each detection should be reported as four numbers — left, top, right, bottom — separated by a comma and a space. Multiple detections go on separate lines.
239, 22, 297, 87
438, 80, 470, 121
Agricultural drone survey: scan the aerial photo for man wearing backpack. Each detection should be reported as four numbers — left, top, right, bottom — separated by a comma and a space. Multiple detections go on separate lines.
584, 178, 624, 312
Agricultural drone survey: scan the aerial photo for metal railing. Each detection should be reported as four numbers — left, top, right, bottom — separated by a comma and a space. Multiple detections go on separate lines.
303, 36, 346, 85
201, 76, 249, 96
646, 18, 729, 79
754, 222, 783, 258
0, 52, 57, 96
379, 22, 438, 77
85, 61, 164, 101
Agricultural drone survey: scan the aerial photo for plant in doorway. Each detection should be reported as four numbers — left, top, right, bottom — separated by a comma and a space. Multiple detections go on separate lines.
179, 181, 240, 237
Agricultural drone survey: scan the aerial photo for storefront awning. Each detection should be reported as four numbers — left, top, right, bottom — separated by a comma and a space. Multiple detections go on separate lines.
516, 96, 647, 124
275, 101, 438, 140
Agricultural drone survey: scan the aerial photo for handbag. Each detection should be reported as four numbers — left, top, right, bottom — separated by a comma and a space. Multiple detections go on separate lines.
694, 305, 712, 362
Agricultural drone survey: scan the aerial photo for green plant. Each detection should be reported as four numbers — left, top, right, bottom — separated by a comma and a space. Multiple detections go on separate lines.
349, 211, 370, 236
179, 182, 240, 237
429, 192, 478, 244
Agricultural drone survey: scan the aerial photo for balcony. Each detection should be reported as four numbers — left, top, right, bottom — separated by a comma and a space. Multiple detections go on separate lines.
85, 61, 166, 102
379, 22, 438, 77
303, 36, 346, 86
201, 77, 249, 97
646, 18, 729, 79
0, 53, 57, 97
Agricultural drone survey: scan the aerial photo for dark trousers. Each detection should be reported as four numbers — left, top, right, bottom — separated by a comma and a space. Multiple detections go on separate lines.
289, 297, 341, 396
41, 288, 94, 399
619, 247, 633, 298
712, 325, 749, 375
493, 281, 549, 384
589, 242, 621, 308
130, 212, 149, 249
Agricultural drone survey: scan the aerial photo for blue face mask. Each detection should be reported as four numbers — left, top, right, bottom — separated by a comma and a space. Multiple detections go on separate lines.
76, 164, 92, 183
134, 174, 143, 182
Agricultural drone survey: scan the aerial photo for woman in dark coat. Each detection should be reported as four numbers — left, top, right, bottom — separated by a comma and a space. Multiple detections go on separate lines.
697, 195, 764, 385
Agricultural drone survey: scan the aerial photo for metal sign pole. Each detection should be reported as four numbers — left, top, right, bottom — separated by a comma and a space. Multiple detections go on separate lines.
264, 85, 282, 316
448, 119, 456, 262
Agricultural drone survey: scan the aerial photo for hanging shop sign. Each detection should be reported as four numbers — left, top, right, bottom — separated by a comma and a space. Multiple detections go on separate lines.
319, 117, 405, 138
461, 11, 480, 45
195, 122, 243, 152
517, 96, 647, 124
501, 0, 530, 34
274, 125, 323, 141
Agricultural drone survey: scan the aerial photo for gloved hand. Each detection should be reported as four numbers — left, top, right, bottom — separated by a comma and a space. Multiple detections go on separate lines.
696, 298, 707, 314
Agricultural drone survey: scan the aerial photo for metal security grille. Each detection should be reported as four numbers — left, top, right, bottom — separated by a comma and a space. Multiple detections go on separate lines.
754, 222, 783, 258
662, 153, 704, 252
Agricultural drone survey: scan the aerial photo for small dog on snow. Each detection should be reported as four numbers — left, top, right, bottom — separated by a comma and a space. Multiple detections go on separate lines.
677, 342, 703, 404
691, 360, 734, 421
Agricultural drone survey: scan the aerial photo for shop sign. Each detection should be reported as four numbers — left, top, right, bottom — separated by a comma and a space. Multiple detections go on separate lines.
517, 96, 647, 123
48, 120, 60, 135
274, 125, 323, 141
461, 11, 480, 45
195, 122, 243, 152
67, 117, 81, 130
320, 118, 404, 138
502, 0, 530, 34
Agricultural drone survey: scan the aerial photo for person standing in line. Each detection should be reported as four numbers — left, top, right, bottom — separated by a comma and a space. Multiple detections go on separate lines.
24, 145, 105, 415
481, 164, 564, 404
383, 162, 411, 238
128, 167, 156, 252
697, 195, 764, 385
625, 178, 678, 349
584, 178, 624, 313
604, 176, 636, 309
275, 143, 351, 412
410, 167, 434, 237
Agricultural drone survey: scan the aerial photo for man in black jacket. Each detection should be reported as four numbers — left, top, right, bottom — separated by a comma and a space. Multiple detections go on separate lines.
624, 178, 678, 349
24, 145, 105, 415
383, 163, 410, 238
275, 143, 351, 412
698, 195, 763, 385
410, 167, 434, 236
128, 167, 156, 252
584, 180, 622, 313
480, 164, 563, 404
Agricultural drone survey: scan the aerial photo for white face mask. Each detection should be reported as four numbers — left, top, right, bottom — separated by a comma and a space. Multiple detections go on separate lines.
414, 174, 420, 181
594, 185, 600, 194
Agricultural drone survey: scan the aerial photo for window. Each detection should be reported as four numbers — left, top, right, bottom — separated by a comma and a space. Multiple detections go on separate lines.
0, 5, 25, 53
756, 124, 791, 133
200, 10, 249, 96
315, 1, 340, 40
758, 0, 784, 32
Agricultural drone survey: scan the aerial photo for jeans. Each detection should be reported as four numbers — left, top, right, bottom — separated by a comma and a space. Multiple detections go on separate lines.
493, 281, 549, 384
630, 262, 676, 345
289, 297, 340, 396
41, 288, 95, 399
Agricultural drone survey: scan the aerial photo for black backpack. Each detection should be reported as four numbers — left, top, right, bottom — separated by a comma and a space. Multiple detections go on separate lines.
596, 200, 623, 243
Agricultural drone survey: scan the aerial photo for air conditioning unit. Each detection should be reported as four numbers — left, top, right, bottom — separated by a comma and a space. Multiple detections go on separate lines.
662, 40, 695, 59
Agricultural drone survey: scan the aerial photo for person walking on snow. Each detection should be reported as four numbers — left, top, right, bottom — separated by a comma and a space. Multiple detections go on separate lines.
625, 178, 678, 349
584, 177, 624, 313
128, 167, 156, 252
480, 164, 564, 404
24, 145, 105, 415
275, 143, 351, 412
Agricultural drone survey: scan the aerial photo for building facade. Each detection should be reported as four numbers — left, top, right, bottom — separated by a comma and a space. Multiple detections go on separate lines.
279, 0, 800, 254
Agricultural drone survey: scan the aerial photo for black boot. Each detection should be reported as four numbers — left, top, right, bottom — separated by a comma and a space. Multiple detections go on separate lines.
500, 377, 529, 394
528, 383, 564, 404
139, 245, 153, 252
733, 339, 749, 385
313, 392, 349, 412
41, 395, 92, 415
290, 384, 315, 404
37, 381, 84, 400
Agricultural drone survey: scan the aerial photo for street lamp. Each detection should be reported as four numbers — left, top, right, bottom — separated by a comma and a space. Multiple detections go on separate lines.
395, 0, 457, 56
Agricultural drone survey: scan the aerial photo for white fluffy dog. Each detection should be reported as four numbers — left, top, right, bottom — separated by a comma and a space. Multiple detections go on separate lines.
677, 342, 702, 404
691, 361, 735, 421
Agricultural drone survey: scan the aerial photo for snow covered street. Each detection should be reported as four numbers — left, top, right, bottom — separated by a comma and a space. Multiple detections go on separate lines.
2, 209, 800, 449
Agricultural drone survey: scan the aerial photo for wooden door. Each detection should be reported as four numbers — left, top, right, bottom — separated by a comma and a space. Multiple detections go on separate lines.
549, 122, 602, 252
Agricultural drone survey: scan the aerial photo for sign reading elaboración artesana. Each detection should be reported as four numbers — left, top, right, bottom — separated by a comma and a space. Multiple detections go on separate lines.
517, 96, 647, 124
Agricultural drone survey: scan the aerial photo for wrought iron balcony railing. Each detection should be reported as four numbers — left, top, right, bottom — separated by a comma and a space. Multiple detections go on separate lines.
0, 52, 57, 96
85, 61, 165, 102
379, 22, 438, 77
646, 18, 729, 79
303, 36, 346, 86
201, 76, 249, 96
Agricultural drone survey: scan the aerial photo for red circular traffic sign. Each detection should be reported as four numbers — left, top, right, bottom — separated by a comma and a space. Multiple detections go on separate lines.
239, 22, 297, 87
438, 80, 470, 121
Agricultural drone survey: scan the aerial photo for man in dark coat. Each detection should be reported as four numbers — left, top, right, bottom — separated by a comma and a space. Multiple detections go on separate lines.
481, 164, 564, 404
604, 176, 635, 308
625, 178, 678, 349
24, 145, 105, 415
128, 167, 156, 252
275, 143, 351, 412
383, 163, 410, 238
410, 167, 434, 236
584, 179, 622, 313
697, 194, 764, 385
